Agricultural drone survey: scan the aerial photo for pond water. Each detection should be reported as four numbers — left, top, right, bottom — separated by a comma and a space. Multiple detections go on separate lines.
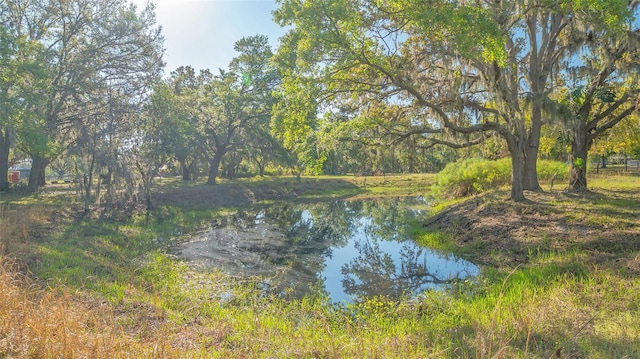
170, 197, 479, 303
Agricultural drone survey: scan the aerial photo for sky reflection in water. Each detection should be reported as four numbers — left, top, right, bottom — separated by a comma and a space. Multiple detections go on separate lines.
171, 197, 479, 303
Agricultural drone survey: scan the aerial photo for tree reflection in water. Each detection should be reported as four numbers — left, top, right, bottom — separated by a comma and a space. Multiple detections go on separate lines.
341, 237, 466, 301
171, 197, 478, 303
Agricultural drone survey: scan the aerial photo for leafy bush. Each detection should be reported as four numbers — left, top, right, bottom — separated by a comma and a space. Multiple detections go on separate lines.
432, 158, 569, 198
432, 158, 511, 198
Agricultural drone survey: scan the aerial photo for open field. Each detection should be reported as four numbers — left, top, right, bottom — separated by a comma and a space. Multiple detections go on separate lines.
0, 173, 639, 358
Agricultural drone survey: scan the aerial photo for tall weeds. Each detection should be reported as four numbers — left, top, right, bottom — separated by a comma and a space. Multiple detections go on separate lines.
0, 254, 187, 358
0, 207, 180, 358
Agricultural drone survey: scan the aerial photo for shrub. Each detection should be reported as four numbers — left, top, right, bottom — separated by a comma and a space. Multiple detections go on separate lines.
432, 158, 511, 198
432, 158, 569, 198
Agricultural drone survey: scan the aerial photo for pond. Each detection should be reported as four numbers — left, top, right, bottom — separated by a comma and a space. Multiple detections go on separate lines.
170, 197, 479, 303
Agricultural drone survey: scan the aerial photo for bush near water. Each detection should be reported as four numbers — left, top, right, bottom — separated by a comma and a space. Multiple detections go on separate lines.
432, 158, 569, 198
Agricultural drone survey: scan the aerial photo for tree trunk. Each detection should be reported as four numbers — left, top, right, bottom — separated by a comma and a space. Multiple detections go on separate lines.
103, 166, 114, 207
0, 128, 10, 191
83, 156, 96, 212
254, 158, 265, 177
506, 136, 526, 202
132, 159, 154, 211
510, 148, 526, 202
83, 173, 93, 212
180, 160, 191, 181
523, 97, 542, 191
207, 150, 225, 185
143, 176, 152, 210
523, 148, 541, 191
145, 186, 152, 210
27, 156, 49, 192
568, 123, 589, 193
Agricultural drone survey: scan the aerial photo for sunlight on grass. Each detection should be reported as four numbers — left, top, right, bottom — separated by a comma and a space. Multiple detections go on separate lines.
0, 173, 638, 358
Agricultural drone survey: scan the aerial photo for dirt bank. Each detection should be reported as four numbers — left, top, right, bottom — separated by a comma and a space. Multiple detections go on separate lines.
422, 189, 640, 271
153, 178, 361, 209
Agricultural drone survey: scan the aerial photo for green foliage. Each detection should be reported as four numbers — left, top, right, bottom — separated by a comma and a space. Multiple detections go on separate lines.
2, 0, 164, 191
271, 0, 508, 177
180, 35, 279, 184
396, 0, 507, 65
537, 159, 570, 182
432, 158, 512, 198
273, 0, 640, 200
592, 114, 640, 160
433, 158, 569, 198
2, 176, 640, 357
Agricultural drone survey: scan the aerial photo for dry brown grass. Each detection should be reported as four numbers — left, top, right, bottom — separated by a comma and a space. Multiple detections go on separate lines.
0, 206, 187, 359
0, 174, 638, 358
0, 255, 185, 359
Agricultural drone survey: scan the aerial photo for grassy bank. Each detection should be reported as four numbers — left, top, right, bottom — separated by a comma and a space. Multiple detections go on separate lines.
1, 173, 639, 358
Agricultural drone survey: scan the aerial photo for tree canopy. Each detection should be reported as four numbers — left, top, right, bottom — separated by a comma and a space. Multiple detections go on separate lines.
1, 0, 164, 190
1, 0, 638, 210
273, 0, 640, 201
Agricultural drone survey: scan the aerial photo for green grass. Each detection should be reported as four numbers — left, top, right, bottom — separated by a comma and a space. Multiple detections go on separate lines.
1, 173, 639, 358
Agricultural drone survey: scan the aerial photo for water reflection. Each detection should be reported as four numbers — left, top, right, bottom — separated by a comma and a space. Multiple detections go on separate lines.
171, 197, 478, 303
341, 237, 461, 300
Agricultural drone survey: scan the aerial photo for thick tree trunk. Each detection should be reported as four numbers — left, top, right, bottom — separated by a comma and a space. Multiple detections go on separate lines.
510, 148, 526, 202
523, 97, 543, 191
568, 124, 589, 193
180, 160, 191, 181
506, 136, 526, 202
207, 150, 225, 185
27, 156, 49, 192
0, 128, 10, 191
523, 147, 541, 191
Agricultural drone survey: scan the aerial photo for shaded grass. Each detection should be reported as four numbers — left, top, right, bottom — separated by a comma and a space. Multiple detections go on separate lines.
154, 174, 435, 210
0, 173, 639, 358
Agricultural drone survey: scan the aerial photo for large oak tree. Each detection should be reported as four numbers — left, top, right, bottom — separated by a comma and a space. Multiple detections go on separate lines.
559, 27, 640, 192
2, 0, 163, 191
274, 0, 636, 201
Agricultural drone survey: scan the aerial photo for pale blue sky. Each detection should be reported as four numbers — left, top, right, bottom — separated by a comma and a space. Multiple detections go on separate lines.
132, 0, 287, 75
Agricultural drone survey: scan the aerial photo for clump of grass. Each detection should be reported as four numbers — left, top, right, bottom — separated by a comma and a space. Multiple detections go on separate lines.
0, 205, 50, 256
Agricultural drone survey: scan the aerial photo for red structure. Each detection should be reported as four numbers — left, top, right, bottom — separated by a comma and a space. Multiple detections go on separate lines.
8, 171, 20, 184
